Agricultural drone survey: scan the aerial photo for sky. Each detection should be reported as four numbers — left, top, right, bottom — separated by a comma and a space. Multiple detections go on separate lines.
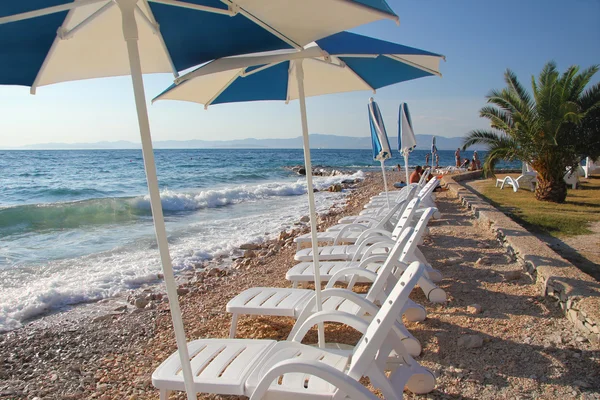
1, 0, 599, 148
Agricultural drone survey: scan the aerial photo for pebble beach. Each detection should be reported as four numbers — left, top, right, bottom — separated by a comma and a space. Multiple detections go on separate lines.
1, 171, 599, 399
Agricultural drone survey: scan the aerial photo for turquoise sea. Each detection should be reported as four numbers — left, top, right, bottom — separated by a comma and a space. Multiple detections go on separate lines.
0, 148, 514, 331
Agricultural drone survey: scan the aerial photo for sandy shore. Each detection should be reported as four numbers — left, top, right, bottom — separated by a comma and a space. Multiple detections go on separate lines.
1, 170, 599, 399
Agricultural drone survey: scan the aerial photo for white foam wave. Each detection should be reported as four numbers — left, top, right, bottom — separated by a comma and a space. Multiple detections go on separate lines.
0, 172, 362, 332
133, 171, 364, 212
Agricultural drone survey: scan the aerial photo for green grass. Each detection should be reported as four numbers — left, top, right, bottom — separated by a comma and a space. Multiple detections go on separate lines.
476, 175, 600, 238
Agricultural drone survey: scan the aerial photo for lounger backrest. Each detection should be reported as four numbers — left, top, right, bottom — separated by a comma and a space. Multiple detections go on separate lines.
382, 185, 418, 230
348, 261, 424, 379
416, 176, 438, 200
374, 199, 405, 230
418, 167, 430, 186
390, 198, 420, 239
365, 227, 414, 303
400, 207, 437, 262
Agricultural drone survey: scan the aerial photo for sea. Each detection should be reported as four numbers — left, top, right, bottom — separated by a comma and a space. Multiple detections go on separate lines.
0, 148, 517, 332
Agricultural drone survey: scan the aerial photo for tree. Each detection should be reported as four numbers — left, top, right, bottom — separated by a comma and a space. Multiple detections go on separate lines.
463, 61, 600, 203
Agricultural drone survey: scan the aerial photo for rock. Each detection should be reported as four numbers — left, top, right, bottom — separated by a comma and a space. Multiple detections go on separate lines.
297, 167, 306, 175
244, 250, 257, 259
467, 304, 482, 314
573, 380, 590, 388
443, 257, 461, 266
457, 335, 484, 348
239, 243, 260, 250
176, 288, 189, 296
92, 314, 114, 323
328, 183, 342, 192
475, 257, 490, 266
113, 305, 127, 312
134, 298, 149, 309
299, 215, 310, 223
503, 270, 521, 281
575, 336, 587, 343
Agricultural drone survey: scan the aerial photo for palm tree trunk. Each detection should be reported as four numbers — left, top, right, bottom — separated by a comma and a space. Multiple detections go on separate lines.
535, 176, 567, 203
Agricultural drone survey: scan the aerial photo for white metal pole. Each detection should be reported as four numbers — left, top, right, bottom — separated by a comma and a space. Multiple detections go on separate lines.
380, 160, 390, 208
117, 1, 195, 399
295, 60, 325, 348
404, 153, 410, 184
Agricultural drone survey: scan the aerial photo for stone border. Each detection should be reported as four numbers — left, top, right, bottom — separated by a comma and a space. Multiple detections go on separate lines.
441, 172, 600, 343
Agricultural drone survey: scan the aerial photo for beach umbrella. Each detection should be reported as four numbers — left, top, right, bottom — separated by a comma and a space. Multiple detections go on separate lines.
153, 30, 444, 347
0, 3, 399, 398
368, 97, 392, 208
431, 135, 438, 167
399, 102, 417, 183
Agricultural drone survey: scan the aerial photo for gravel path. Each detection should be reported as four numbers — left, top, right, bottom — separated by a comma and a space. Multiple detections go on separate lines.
1, 173, 598, 399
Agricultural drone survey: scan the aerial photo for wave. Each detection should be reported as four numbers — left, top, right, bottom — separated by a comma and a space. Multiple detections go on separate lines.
0, 198, 147, 237
0, 172, 364, 236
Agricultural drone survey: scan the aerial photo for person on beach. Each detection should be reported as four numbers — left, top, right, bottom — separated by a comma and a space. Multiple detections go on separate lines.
425, 153, 430, 167
455, 148, 461, 167
460, 158, 470, 169
409, 165, 423, 184
472, 151, 481, 170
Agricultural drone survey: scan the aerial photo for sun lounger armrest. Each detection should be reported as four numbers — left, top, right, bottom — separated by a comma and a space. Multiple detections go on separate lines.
355, 228, 392, 245
290, 310, 370, 342
350, 239, 395, 262
326, 267, 379, 289
357, 240, 396, 261
332, 223, 369, 244
250, 359, 379, 400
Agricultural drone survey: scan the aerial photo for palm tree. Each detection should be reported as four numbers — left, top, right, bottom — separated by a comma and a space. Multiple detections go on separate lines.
463, 61, 600, 203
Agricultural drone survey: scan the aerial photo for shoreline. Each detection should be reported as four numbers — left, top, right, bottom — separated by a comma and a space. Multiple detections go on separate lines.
0, 171, 388, 399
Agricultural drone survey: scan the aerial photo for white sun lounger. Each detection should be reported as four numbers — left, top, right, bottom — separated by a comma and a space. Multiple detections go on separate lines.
364, 176, 437, 209
152, 262, 435, 400
293, 192, 412, 251
293, 208, 445, 303
227, 228, 426, 357
295, 198, 421, 262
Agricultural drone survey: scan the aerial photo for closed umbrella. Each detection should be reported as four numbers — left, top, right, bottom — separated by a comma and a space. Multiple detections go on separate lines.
0, 3, 398, 398
154, 31, 444, 347
368, 97, 392, 208
399, 102, 417, 183
431, 136, 438, 168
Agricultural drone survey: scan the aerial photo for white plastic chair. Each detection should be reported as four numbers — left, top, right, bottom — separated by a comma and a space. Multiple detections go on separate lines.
152, 262, 435, 400
495, 172, 537, 192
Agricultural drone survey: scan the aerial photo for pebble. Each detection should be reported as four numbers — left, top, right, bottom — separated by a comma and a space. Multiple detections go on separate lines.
503, 270, 522, 281
467, 304, 482, 314
133, 298, 148, 309
457, 335, 484, 348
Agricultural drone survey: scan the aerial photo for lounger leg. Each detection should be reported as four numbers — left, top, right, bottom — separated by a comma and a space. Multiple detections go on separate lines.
160, 389, 171, 400
229, 314, 239, 338
292, 280, 298, 288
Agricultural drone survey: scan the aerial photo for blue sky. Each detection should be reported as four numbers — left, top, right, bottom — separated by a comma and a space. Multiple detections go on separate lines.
1, 0, 599, 147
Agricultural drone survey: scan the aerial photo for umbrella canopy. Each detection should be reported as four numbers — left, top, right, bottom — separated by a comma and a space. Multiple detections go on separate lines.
0, 3, 399, 399
368, 97, 392, 206
369, 97, 392, 162
0, 0, 398, 90
153, 31, 443, 349
399, 102, 417, 183
154, 31, 444, 104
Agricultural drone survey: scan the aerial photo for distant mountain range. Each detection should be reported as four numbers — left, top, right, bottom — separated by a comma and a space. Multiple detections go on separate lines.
4, 134, 484, 151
